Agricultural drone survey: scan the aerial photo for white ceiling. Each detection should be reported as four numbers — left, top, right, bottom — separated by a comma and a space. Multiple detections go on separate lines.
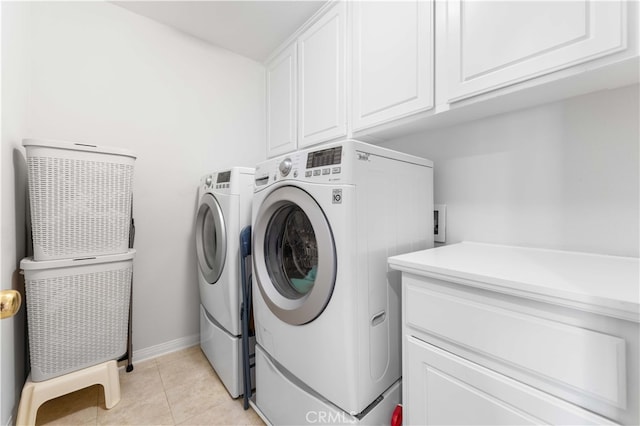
113, 1, 327, 62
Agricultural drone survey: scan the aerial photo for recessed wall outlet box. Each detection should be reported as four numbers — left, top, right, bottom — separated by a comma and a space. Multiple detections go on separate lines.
434, 204, 446, 243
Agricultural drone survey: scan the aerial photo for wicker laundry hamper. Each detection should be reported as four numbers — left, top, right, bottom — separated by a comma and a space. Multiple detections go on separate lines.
23, 139, 136, 261
21, 251, 135, 382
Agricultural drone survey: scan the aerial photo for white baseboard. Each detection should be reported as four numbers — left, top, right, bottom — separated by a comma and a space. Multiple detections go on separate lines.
130, 334, 200, 364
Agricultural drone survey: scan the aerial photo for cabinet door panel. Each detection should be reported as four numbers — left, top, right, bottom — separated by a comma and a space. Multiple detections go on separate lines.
298, 2, 347, 148
266, 43, 297, 158
405, 279, 627, 410
352, 0, 433, 131
447, 0, 627, 101
405, 336, 616, 425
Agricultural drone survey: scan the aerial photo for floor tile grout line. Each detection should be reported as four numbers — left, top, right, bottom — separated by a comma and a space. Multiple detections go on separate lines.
161, 362, 180, 426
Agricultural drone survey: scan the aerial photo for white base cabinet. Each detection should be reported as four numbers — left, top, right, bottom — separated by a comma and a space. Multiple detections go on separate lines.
406, 337, 615, 425
389, 242, 639, 426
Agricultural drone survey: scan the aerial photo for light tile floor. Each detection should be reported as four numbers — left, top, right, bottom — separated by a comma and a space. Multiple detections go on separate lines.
34, 346, 265, 425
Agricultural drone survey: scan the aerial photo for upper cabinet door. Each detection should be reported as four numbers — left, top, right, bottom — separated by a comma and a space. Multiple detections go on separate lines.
447, 0, 627, 102
351, 0, 434, 132
298, 1, 347, 148
266, 42, 297, 158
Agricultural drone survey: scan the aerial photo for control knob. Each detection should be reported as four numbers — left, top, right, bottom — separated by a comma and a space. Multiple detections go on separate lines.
279, 158, 292, 177
205, 176, 213, 187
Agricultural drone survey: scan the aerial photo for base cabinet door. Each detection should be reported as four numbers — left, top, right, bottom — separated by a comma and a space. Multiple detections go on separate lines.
351, 0, 434, 132
405, 336, 616, 426
446, 0, 627, 102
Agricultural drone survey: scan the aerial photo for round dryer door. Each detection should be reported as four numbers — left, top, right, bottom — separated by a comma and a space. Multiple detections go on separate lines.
196, 193, 227, 284
253, 185, 336, 325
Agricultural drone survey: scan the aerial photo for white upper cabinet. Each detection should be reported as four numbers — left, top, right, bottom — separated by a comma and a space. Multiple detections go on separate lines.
351, 0, 434, 132
298, 1, 347, 148
446, 0, 628, 102
266, 0, 636, 147
266, 42, 297, 158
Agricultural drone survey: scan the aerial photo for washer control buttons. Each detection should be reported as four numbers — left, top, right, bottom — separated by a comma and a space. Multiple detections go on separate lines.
313, 170, 321, 176
279, 158, 292, 177
305, 171, 312, 177
332, 167, 341, 174
322, 168, 330, 175
293, 170, 298, 178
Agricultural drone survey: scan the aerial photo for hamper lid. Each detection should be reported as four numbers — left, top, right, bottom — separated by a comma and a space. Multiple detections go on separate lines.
20, 249, 136, 270
22, 138, 136, 159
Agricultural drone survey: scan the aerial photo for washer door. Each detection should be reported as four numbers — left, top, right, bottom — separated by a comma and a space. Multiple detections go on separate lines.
253, 185, 336, 325
196, 193, 227, 284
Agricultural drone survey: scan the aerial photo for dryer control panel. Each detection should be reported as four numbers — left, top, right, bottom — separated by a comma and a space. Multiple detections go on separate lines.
200, 167, 255, 198
201, 170, 232, 193
214, 170, 231, 189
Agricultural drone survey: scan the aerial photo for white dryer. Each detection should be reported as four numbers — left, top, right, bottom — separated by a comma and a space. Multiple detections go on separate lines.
251, 140, 433, 424
196, 167, 254, 398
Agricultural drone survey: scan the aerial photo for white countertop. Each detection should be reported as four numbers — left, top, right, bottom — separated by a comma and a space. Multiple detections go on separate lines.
388, 242, 640, 322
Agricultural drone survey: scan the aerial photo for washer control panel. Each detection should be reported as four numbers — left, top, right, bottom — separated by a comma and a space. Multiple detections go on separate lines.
306, 146, 342, 169
304, 146, 342, 178
255, 146, 345, 187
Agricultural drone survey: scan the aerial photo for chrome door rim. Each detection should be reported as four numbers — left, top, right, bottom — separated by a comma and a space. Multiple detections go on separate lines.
253, 185, 336, 325
196, 193, 227, 284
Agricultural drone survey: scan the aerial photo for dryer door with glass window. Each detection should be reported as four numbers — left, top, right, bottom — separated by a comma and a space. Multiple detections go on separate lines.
253, 185, 336, 325
196, 193, 227, 284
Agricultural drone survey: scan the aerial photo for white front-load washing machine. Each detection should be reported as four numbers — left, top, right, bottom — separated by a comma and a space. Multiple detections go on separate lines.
251, 140, 433, 424
196, 167, 254, 398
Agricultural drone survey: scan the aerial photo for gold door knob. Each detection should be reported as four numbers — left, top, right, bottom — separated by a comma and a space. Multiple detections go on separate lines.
0, 290, 21, 319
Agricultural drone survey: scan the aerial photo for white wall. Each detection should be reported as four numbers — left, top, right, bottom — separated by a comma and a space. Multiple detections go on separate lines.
381, 84, 639, 258
1, 2, 265, 422
1, 3, 29, 424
